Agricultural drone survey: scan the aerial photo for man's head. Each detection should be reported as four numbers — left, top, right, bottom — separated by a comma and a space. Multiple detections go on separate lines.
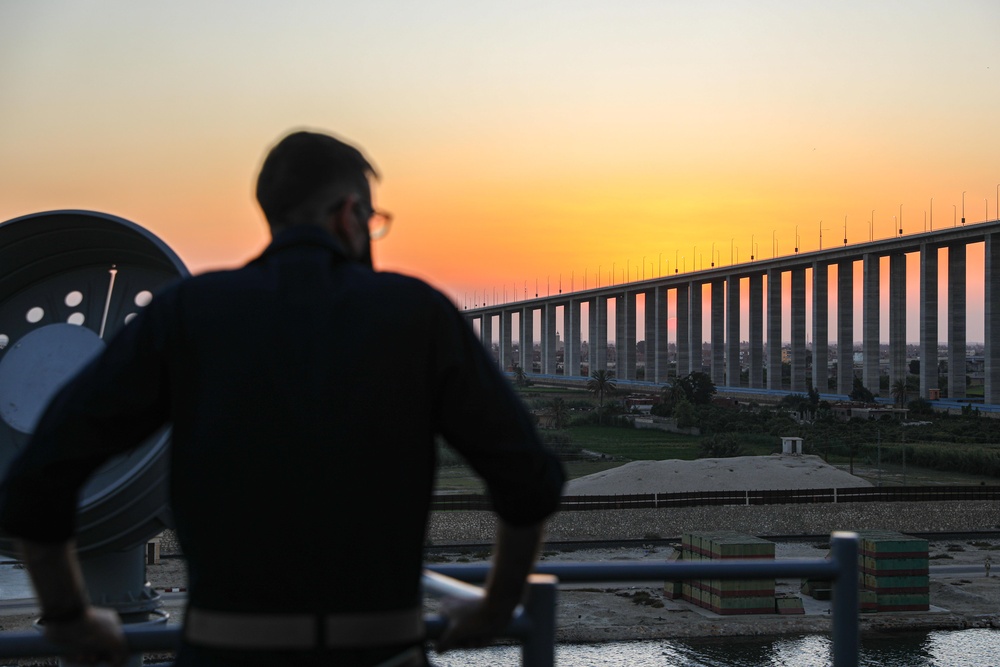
256, 130, 379, 263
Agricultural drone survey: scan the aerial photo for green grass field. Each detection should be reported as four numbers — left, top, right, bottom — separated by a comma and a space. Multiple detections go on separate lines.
563, 425, 702, 460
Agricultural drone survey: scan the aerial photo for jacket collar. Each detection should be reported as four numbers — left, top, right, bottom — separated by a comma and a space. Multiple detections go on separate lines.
256, 224, 353, 263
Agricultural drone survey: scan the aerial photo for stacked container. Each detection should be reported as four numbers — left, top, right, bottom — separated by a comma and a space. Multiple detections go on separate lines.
858, 530, 930, 612
675, 530, 777, 615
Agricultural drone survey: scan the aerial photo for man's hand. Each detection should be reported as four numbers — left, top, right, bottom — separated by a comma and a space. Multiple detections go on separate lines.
44, 606, 127, 667
436, 595, 514, 652
436, 519, 544, 653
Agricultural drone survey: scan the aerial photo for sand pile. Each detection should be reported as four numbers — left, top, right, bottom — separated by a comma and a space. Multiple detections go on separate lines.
565, 454, 871, 495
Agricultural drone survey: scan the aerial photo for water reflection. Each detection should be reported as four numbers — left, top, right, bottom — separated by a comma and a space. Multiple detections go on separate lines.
432, 629, 1000, 666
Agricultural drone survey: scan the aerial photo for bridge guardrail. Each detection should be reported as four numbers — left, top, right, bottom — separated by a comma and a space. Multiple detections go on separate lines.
431, 484, 1000, 511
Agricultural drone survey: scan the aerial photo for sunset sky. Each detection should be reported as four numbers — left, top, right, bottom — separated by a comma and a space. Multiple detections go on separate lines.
2, 1, 998, 342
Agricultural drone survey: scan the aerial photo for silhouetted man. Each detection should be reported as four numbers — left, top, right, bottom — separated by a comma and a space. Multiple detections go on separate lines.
0, 130, 564, 666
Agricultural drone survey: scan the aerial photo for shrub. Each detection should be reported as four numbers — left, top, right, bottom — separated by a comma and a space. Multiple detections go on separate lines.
699, 433, 745, 458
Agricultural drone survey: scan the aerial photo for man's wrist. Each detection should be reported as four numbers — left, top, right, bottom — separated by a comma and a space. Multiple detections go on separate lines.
39, 603, 87, 625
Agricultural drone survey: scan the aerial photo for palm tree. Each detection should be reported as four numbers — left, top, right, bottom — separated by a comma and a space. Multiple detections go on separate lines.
587, 370, 616, 423
548, 397, 570, 429
512, 365, 530, 388
891, 379, 908, 408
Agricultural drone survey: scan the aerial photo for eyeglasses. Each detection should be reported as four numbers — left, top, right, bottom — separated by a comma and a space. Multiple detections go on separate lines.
359, 203, 393, 241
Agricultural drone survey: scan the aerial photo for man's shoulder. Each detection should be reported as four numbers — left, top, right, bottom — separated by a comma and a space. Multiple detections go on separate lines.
168, 263, 269, 293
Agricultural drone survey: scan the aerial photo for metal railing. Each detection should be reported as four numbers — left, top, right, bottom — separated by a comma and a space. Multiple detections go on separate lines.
0, 532, 860, 667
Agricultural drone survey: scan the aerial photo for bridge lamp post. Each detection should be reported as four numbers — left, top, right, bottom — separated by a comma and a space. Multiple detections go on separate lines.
711, 242, 715, 267
898, 205, 902, 236
750, 235, 754, 261
794, 225, 799, 253
962, 191, 966, 225
843, 215, 848, 246
675, 250, 679, 274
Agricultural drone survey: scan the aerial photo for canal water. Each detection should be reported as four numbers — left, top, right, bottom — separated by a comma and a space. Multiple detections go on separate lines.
434, 629, 1000, 666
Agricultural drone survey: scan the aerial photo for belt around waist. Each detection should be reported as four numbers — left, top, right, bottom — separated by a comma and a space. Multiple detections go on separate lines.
184, 606, 425, 649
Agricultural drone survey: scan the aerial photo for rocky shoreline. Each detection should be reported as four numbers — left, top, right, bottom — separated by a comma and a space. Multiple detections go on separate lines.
428, 500, 1000, 544
423, 502, 1000, 642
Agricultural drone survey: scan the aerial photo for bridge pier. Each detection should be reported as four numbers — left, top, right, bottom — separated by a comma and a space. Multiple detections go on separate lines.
749, 273, 763, 389
767, 268, 782, 390
790, 267, 807, 393
837, 259, 854, 395
812, 261, 829, 392
862, 253, 880, 393
726, 275, 741, 387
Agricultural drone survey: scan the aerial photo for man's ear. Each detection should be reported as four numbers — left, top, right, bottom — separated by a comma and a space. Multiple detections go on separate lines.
327, 194, 359, 244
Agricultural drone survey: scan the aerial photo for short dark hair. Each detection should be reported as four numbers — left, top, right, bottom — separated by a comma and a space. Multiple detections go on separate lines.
255, 130, 378, 227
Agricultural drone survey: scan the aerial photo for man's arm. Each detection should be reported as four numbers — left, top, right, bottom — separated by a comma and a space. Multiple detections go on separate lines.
436, 520, 544, 651
19, 540, 127, 667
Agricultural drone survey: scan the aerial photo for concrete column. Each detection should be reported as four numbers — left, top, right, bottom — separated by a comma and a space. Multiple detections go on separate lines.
676, 286, 690, 377
649, 287, 669, 383
481, 313, 494, 365
584, 299, 595, 375
812, 262, 829, 392
919, 244, 939, 399
726, 275, 741, 387
520, 307, 533, 373
862, 253, 880, 393
566, 300, 581, 377
986, 233, 1000, 405
791, 267, 807, 393
542, 303, 557, 375
767, 268, 782, 390
889, 253, 907, 388
837, 259, 854, 395
711, 278, 725, 385
617, 292, 637, 380
749, 273, 763, 388
689, 282, 703, 374
500, 310, 513, 371
594, 296, 608, 373
948, 243, 967, 398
